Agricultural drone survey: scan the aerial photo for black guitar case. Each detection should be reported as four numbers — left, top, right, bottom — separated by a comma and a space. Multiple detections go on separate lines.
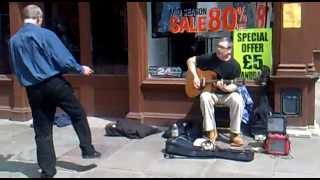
164, 135, 254, 162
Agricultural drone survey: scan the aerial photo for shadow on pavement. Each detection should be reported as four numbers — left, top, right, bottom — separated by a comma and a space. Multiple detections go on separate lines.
0, 154, 97, 178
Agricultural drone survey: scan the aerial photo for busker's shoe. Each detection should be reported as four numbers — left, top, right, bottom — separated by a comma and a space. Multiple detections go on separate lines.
82, 150, 102, 159
230, 133, 244, 147
208, 129, 218, 143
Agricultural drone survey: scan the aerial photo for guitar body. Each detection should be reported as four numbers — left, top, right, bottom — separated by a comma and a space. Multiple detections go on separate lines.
185, 68, 218, 98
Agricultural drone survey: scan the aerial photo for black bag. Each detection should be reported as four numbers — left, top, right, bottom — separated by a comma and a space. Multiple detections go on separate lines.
250, 95, 272, 136
53, 112, 72, 127
105, 119, 161, 139
250, 66, 272, 137
164, 135, 254, 162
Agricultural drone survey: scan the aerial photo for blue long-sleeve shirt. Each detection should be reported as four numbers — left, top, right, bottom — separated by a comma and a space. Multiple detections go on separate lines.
9, 23, 82, 87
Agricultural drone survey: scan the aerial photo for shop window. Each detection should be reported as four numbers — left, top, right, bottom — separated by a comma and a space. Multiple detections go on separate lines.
43, 2, 80, 64
90, 1, 128, 74
147, 2, 273, 79
0, 2, 10, 74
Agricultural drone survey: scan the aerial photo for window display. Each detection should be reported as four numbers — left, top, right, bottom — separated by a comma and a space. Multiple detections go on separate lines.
148, 2, 272, 79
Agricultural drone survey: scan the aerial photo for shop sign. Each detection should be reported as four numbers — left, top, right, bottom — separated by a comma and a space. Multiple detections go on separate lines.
168, 4, 267, 33
233, 28, 272, 80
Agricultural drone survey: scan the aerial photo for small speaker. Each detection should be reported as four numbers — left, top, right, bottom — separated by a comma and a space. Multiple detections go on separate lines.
264, 133, 290, 156
281, 89, 301, 116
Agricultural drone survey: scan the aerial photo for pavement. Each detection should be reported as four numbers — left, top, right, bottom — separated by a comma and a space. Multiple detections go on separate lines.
1, 117, 320, 178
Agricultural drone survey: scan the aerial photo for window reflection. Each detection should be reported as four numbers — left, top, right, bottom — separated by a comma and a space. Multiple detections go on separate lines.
0, 2, 10, 74
43, 2, 80, 63
90, 1, 128, 74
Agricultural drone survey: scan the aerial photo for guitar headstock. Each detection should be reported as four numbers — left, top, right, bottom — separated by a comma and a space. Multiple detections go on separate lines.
259, 65, 271, 86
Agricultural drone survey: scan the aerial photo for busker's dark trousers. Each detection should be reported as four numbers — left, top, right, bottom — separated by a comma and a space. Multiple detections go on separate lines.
26, 74, 95, 176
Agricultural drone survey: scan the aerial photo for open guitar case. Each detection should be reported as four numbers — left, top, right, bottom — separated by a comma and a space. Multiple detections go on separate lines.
162, 122, 254, 162
164, 135, 254, 162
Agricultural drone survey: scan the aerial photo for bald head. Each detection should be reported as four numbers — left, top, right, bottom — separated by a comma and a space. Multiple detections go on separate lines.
22, 4, 43, 20
217, 37, 232, 48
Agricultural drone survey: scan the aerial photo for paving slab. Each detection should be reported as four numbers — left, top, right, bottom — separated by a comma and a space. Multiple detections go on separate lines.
80, 168, 147, 178
0, 124, 31, 141
204, 152, 276, 178
97, 133, 163, 172
146, 157, 215, 178
1, 117, 320, 178
272, 172, 319, 178
273, 137, 320, 175
0, 129, 35, 156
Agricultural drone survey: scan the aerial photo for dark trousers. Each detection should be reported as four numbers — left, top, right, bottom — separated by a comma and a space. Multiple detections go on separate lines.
26, 74, 95, 176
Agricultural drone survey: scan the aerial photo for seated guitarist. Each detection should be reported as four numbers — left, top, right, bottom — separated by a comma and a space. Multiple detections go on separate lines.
186, 37, 244, 147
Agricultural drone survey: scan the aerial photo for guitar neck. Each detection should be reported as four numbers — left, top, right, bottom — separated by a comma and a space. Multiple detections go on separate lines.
206, 79, 235, 84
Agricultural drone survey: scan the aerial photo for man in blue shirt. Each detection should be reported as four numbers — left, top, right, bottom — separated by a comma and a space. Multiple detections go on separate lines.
9, 4, 101, 178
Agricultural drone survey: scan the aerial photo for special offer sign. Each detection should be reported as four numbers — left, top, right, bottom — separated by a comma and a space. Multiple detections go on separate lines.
233, 28, 272, 80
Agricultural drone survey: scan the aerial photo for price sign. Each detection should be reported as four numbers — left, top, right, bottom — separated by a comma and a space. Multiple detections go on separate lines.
148, 66, 182, 78
233, 28, 272, 80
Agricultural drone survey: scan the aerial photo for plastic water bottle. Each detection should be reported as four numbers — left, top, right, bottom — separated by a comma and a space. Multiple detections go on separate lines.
171, 123, 179, 138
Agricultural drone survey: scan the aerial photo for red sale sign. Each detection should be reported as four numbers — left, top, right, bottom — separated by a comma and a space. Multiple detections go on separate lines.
168, 4, 268, 33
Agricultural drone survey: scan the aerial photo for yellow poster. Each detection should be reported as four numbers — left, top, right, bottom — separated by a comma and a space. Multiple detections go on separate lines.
283, 3, 301, 28
233, 28, 272, 80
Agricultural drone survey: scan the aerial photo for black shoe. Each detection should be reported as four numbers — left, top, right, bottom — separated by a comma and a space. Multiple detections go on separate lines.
40, 172, 56, 178
82, 151, 101, 159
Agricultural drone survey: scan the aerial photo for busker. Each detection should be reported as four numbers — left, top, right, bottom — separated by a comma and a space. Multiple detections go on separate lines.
186, 37, 245, 146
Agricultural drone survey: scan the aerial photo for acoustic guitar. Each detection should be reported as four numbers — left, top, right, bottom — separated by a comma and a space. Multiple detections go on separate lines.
185, 68, 244, 98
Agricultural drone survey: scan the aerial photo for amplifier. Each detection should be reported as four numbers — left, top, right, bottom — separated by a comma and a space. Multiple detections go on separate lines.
264, 133, 290, 156
267, 112, 286, 134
